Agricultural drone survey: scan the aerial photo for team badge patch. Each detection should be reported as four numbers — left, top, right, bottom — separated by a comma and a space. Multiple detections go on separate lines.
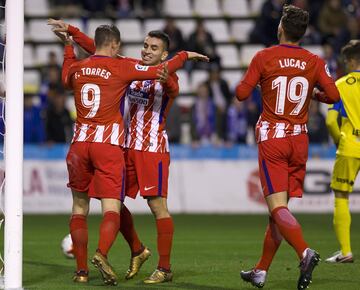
346, 76, 356, 85
135, 64, 149, 71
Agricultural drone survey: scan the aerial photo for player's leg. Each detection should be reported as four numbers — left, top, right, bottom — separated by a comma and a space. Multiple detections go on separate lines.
121, 204, 151, 280
66, 142, 92, 282
326, 155, 358, 263
135, 150, 173, 283
97, 198, 121, 257
120, 161, 143, 255
120, 204, 145, 256
266, 192, 309, 259
122, 149, 151, 280
89, 143, 125, 285
91, 198, 121, 286
241, 216, 282, 288
259, 137, 309, 259
241, 139, 290, 288
255, 216, 283, 271
145, 196, 174, 284
267, 192, 320, 290
288, 134, 320, 290
328, 191, 353, 261
70, 190, 90, 282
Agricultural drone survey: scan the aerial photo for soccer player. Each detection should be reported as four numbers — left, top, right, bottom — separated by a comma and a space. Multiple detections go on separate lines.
122, 32, 179, 284
51, 20, 180, 284
54, 23, 208, 285
235, 5, 340, 290
325, 40, 360, 264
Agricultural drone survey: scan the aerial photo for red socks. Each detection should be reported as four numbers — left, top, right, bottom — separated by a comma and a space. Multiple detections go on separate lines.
255, 216, 283, 271
70, 214, 88, 272
271, 206, 308, 259
156, 217, 174, 271
97, 211, 120, 257
119, 205, 143, 256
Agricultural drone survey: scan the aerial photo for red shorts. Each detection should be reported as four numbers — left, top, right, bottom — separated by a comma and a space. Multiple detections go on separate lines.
258, 134, 308, 198
125, 149, 170, 199
66, 142, 125, 201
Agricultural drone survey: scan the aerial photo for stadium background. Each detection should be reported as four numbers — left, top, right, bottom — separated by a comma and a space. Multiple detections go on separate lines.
14, 0, 360, 213
1, 1, 360, 289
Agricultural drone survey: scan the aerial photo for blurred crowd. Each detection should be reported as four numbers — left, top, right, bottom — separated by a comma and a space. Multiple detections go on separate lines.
19, 0, 360, 146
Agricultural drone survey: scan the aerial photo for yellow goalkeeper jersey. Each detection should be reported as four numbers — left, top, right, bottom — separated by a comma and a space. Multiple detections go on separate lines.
327, 71, 360, 158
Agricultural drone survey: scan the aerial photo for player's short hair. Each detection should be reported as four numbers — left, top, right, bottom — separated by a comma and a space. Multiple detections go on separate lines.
341, 40, 360, 62
281, 5, 309, 42
147, 30, 170, 51
94, 24, 121, 48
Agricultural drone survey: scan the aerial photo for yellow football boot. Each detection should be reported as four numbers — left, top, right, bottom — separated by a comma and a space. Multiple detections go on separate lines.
125, 247, 152, 280
91, 252, 118, 286
72, 270, 88, 283
143, 269, 173, 284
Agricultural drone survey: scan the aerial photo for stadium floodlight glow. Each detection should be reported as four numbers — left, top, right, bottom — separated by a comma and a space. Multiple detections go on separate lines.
3, 0, 24, 289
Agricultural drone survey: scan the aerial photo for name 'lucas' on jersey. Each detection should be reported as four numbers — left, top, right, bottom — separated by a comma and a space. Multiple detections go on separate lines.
124, 79, 171, 153
279, 58, 307, 70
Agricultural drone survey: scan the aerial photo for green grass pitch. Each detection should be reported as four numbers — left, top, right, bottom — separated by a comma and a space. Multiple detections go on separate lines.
5, 214, 359, 289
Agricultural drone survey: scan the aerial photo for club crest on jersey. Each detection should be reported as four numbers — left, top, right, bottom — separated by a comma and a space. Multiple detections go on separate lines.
346, 76, 356, 85
135, 64, 149, 71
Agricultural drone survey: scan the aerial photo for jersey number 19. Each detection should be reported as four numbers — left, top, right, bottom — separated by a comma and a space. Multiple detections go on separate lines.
272, 76, 309, 116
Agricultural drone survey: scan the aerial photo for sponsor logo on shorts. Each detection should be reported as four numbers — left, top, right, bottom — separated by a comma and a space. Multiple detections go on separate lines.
135, 64, 149, 71
336, 177, 354, 185
144, 185, 156, 191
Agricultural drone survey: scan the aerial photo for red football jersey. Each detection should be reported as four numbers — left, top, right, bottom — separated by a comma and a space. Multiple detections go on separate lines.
124, 74, 179, 153
236, 44, 340, 142
67, 25, 181, 152
62, 46, 187, 146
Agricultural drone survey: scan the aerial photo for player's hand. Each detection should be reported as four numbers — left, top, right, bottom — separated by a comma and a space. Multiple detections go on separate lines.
157, 63, 169, 83
312, 87, 320, 100
186, 51, 210, 62
54, 31, 72, 45
47, 18, 69, 32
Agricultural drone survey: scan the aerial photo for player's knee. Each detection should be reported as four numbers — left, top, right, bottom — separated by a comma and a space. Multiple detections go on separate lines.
101, 198, 121, 214
72, 203, 89, 216
147, 198, 170, 219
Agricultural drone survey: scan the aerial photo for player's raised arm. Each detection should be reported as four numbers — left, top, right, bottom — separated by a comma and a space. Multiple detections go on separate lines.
48, 18, 96, 54
314, 58, 340, 104
51, 30, 76, 89
235, 52, 262, 101
119, 51, 208, 82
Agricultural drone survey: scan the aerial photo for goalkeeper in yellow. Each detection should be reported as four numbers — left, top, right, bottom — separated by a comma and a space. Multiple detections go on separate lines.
325, 40, 360, 263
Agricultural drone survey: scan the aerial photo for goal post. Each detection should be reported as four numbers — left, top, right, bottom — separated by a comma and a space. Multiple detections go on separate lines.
4, 0, 24, 289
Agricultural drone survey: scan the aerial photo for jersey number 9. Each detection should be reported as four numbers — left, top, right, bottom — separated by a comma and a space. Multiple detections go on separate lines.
81, 83, 101, 118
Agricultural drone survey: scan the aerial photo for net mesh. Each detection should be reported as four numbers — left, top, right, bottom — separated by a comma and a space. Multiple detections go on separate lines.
0, 0, 6, 283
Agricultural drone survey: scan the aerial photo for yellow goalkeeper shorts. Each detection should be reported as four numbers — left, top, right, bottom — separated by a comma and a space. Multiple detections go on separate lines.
330, 155, 360, 193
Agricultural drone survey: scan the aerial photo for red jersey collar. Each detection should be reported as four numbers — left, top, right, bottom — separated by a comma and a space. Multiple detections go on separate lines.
278, 44, 302, 49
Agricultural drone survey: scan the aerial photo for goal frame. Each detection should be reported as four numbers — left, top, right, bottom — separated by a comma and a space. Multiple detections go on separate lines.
4, 0, 24, 289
